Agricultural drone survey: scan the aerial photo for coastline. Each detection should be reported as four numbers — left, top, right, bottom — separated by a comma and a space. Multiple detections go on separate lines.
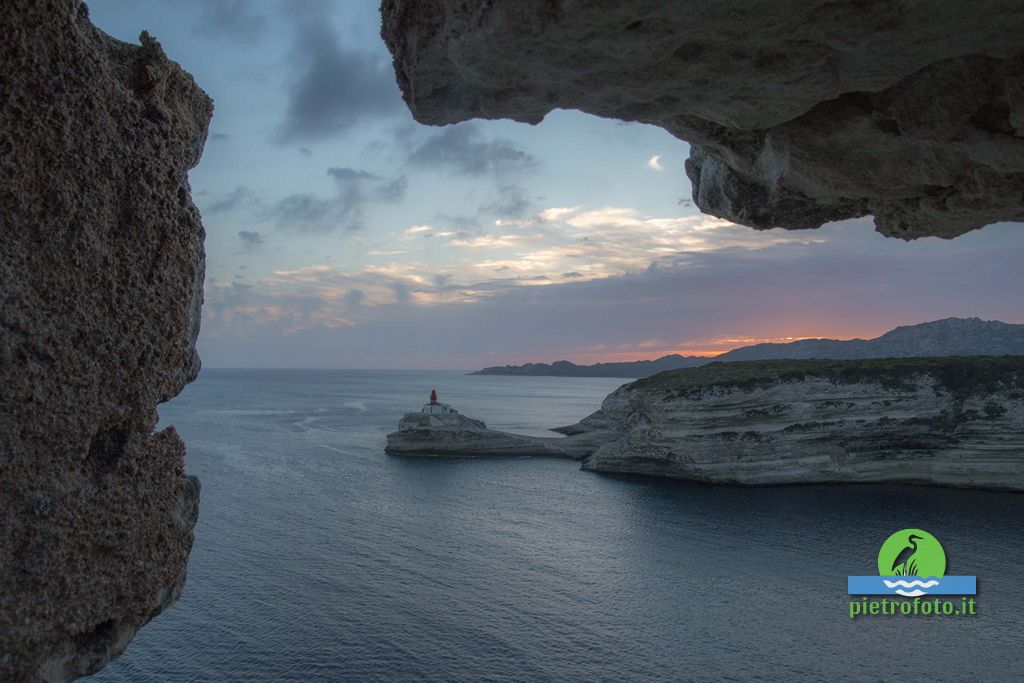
390, 357, 1024, 491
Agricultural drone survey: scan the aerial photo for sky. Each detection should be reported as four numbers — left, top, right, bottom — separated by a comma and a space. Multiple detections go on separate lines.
89, 1, 1024, 369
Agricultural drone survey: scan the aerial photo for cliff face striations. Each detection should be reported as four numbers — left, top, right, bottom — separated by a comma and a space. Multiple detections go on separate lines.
381, 1, 1024, 238
566, 358, 1024, 489
1, 1, 210, 680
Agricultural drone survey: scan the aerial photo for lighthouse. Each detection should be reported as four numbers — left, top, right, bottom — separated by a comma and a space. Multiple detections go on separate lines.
397, 389, 466, 430
422, 389, 450, 415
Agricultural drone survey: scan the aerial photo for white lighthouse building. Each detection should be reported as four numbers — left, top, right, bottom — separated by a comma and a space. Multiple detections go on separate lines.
397, 390, 486, 431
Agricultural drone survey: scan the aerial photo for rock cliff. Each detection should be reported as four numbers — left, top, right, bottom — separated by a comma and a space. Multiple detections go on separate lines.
381, 1, 1024, 238
1, 1, 210, 680
393, 358, 1024, 490
566, 357, 1024, 489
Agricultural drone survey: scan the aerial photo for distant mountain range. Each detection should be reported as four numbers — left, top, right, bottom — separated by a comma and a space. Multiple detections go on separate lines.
471, 318, 1024, 378
472, 355, 709, 378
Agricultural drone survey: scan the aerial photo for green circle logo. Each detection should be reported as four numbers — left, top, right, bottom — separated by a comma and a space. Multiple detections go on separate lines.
877, 529, 946, 578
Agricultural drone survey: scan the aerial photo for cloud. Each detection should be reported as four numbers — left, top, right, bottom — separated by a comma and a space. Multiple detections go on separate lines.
276, 22, 403, 142
400, 224, 433, 242
207, 186, 257, 214
539, 207, 580, 222
205, 206, 807, 338
299, 147, 313, 157
408, 205, 814, 287
201, 260, 457, 340
480, 185, 532, 218
186, 0, 267, 43
374, 175, 408, 202
406, 124, 539, 218
392, 281, 412, 304
408, 123, 537, 176
198, 220, 1024, 369
238, 230, 265, 250
327, 167, 376, 181
268, 166, 406, 233
565, 207, 645, 229
433, 213, 482, 232
200, 255, 542, 342
345, 288, 365, 307
268, 194, 349, 233
449, 234, 535, 249
647, 154, 664, 171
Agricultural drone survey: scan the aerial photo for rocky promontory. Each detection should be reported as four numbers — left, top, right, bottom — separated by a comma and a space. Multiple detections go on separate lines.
397, 357, 1024, 491
386, 407, 604, 459
568, 357, 1024, 489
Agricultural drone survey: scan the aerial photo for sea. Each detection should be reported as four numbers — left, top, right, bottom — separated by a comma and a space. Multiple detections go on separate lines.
88, 369, 1024, 681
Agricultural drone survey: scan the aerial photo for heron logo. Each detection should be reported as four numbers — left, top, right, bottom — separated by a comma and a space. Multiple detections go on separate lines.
848, 528, 976, 597
847, 529, 977, 619
875, 529, 947, 595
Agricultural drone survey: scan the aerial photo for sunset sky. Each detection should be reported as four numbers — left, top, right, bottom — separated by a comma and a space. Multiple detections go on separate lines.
90, 0, 1024, 369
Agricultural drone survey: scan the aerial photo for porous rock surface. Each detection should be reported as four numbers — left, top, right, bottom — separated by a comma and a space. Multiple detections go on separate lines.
567, 358, 1024, 489
1, 1, 210, 680
381, 1, 1024, 238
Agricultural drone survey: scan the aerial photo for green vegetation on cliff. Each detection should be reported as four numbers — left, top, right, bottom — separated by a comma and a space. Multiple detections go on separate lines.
632, 356, 1024, 400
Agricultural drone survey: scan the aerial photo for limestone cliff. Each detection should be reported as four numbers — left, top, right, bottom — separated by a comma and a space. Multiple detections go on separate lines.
566, 358, 1024, 489
1, 1, 210, 680
381, 1, 1024, 238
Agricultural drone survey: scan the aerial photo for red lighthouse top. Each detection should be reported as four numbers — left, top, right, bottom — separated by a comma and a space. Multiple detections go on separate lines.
430, 389, 438, 404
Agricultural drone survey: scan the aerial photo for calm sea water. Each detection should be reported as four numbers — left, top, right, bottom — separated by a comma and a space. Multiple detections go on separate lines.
89, 369, 1024, 681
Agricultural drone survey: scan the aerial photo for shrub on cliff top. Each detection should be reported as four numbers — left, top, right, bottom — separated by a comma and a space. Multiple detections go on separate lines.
630, 356, 1024, 400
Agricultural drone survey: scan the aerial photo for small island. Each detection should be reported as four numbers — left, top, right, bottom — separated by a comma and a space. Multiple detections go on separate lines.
385, 390, 606, 459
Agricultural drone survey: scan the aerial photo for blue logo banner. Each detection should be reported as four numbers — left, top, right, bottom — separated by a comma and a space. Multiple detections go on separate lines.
848, 575, 976, 596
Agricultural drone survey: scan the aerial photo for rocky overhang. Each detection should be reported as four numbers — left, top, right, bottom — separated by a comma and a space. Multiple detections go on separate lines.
381, 0, 1024, 239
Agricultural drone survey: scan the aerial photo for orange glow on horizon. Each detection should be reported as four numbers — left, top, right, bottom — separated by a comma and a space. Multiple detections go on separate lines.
497, 322, 901, 366
541, 348, 727, 365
